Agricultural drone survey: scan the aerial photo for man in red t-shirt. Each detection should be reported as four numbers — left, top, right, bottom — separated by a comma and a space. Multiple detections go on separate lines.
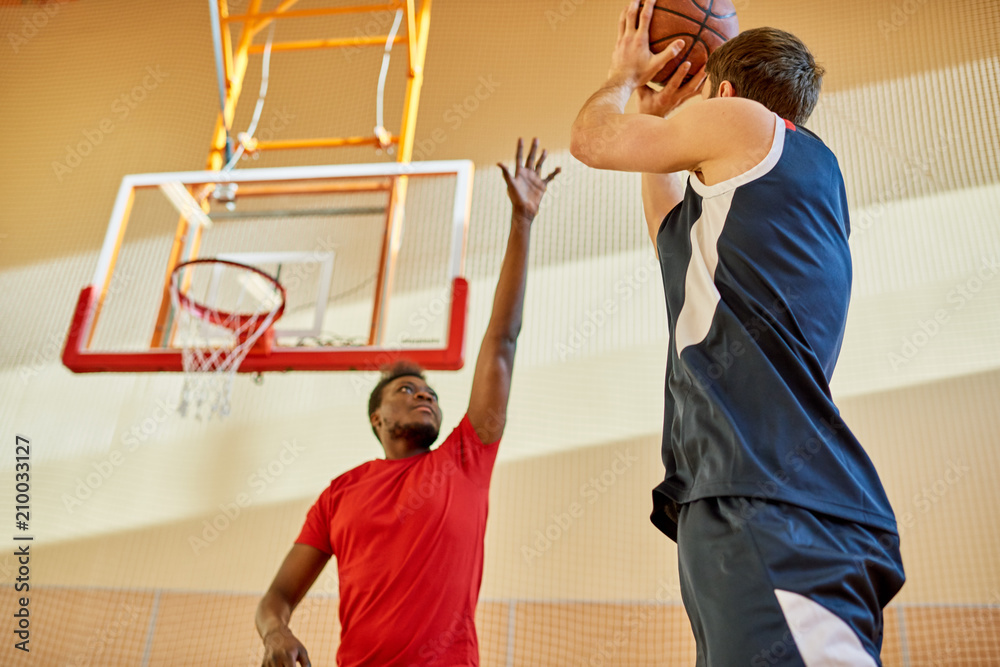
256, 138, 559, 667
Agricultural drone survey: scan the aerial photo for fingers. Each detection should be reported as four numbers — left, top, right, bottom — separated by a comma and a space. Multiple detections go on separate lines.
525, 137, 539, 170
682, 64, 708, 94
652, 38, 685, 70
624, 0, 640, 32
543, 167, 561, 184
663, 60, 692, 92
536, 148, 547, 173
636, 0, 656, 36
504, 138, 555, 182
661, 62, 706, 107
497, 162, 513, 187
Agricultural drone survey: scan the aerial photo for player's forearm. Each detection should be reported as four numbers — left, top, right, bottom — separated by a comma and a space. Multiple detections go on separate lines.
255, 591, 293, 640
466, 218, 529, 443
484, 217, 531, 347
570, 78, 635, 168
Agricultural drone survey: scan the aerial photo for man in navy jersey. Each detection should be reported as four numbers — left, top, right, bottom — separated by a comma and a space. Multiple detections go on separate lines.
255, 139, 558, 667
571, 2, 905, 664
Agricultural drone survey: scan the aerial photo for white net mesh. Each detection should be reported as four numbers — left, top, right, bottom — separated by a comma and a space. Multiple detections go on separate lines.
169, 260, 285, 419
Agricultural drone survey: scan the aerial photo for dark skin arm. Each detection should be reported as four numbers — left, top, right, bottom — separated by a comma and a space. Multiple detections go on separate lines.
255, 543, 330, 667
255, 140, 558, 664
467, 138, 559, 444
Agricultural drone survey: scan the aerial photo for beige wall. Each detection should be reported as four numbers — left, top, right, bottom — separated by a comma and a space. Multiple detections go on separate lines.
1, 0, 999, 664
20, 368, 1000, 603
2, 0, 998, 268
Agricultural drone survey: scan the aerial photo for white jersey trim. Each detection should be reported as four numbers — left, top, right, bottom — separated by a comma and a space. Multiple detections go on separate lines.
688, 112, 786, 200
672, 113, 787, 355
673, 190, 733, 354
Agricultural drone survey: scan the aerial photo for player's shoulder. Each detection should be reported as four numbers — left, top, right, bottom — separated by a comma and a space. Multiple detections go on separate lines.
436, 414, 478, 449
784, 121, 843, 173
328, 459, 380, 489
686, 97, 775, 133
675, 97, 776, 166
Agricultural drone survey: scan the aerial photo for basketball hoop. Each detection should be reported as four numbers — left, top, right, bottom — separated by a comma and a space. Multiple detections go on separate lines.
169, 259, 286, 418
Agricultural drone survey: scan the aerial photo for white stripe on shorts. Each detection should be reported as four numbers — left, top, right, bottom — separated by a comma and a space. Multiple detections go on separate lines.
774, 589, 877, 666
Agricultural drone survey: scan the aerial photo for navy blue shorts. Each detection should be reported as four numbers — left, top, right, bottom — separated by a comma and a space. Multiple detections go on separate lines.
675, 497, 905, 666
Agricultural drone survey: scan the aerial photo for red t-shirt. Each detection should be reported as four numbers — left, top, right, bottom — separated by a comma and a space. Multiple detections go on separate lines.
295, 414, 499, 666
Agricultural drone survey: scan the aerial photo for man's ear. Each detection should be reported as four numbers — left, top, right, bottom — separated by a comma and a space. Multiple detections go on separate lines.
370, 411, 381, 432
718, 80, 736, 98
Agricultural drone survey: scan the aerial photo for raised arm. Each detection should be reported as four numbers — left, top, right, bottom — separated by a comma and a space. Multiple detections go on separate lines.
570, 1, 693, 173
570, 0, 764, 177
635, 68, 704, 250
466, 138, 559, 444
256, 543, 330, 667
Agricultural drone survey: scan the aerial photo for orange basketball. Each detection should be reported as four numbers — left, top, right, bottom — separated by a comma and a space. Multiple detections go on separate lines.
645, 0, 739, 86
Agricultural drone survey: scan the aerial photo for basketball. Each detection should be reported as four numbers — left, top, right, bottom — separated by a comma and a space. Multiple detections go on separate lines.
644, 0, 740, 86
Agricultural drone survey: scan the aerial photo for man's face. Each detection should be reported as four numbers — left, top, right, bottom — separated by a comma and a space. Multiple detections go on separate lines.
373, 376, 442, 449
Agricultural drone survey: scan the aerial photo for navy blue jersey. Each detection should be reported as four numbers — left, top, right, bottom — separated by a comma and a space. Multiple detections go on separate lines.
652, 114, 897, 540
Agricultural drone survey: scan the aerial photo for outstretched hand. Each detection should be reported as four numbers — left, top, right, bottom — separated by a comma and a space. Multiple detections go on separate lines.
498, 137, 560, 221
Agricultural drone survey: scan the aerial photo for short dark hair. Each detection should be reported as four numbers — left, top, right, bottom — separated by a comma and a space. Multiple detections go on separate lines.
367, 360, 427, 437
706, 27, 825, 125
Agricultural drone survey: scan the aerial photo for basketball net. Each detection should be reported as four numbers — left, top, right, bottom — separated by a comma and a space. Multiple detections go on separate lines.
169, 260, 286, 419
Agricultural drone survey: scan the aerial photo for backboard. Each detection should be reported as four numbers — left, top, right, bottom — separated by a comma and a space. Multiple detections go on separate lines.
63, 160, 473, 373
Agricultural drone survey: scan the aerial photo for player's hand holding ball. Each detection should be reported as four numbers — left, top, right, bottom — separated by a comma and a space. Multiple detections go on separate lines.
609, 0, 687, 90
612, 0, 738, 116
637, 61, 706, 119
